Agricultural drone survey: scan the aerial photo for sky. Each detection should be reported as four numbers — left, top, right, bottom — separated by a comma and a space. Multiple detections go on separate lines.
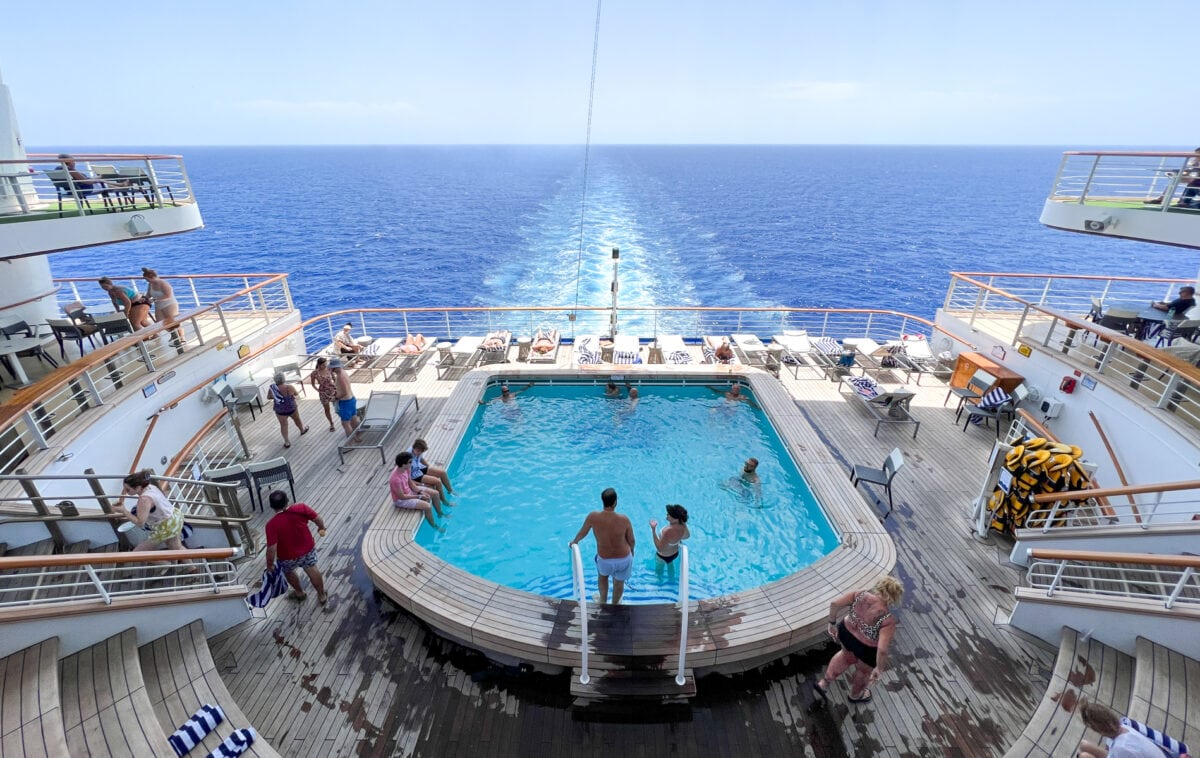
3, 1, 1197, 146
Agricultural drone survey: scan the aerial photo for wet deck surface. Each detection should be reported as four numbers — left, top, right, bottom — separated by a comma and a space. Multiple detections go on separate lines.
207, 352, 1055, 757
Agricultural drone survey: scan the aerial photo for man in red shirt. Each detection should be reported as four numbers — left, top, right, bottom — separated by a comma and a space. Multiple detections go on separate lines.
265, 491, 329, 604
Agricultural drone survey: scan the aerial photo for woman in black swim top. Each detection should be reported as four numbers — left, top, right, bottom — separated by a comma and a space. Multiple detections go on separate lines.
813, 576, 904, 706
649, 504, 690, 566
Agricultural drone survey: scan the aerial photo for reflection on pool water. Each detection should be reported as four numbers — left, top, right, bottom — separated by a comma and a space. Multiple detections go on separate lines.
415, 381, 839, 603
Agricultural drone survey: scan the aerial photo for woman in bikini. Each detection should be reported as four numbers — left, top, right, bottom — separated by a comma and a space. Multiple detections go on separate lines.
399, 334, 427, 353
308, 357, 338, 431
649, 504, 690, 572
813, 575, 904, 705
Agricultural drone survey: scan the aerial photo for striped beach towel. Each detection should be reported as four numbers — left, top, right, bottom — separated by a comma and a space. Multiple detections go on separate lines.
169, 704, 225, 756
246, 566, 289, 609
204, 728, 257, 758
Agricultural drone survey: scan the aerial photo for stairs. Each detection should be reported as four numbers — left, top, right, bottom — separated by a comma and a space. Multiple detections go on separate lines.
570, 661, 697, 720
1003, 627, 1199, 757
0, 624, 279, 758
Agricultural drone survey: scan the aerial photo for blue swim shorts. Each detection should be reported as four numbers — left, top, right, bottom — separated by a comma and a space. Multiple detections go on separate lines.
337, 397, 357, 421
595, 553, 633, 581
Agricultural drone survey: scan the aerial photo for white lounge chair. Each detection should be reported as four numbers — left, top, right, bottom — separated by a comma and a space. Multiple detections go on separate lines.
771, 330, 823, 379
842, 337, 912, 381
436, 336, 483, 379
701, 336, 739, 364
838, 375, 919, 438
731, 333, 768, 365
612, 335, 641, 364
892, 333, 949, 385
656, 334, 693, 364
480, 330, 511, 365
337, 390, 419, 464
527, 328, 560, 363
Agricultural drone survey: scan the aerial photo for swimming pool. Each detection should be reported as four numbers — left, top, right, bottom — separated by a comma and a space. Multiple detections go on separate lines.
413, 380, 839, 604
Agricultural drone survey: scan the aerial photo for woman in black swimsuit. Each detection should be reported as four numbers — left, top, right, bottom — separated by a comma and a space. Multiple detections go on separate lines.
649, 504, 690, 570
813, 576, 904, 705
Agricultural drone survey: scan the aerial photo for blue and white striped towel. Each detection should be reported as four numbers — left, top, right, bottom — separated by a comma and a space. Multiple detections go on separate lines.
814, 337, 840, 355
204, 728, 257, 758
246, 566, 288, 609
668, 350, 693, 364
169, 704, 225, 756
576, 338, 602, 364
1120, 716, 1189, 757
847, 376, 880, 399
977, 387, 1011, 410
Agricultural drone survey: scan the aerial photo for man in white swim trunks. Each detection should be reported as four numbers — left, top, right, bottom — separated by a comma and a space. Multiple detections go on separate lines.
569, 487, 635, 604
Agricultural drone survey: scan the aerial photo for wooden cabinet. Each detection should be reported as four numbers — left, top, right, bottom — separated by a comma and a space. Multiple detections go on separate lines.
950, 352, 1024, 394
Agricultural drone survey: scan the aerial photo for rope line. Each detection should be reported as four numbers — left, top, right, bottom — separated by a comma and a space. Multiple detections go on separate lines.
572, 0, 603, 319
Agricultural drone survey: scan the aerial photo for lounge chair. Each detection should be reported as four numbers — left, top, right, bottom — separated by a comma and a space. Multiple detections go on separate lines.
480, 330, 511, 365
838, 375, 920, 438
656, 334, 694, 364
612, 334, 641, 364
337, 390, 419, 464
527, 328, 560, 363
771, 330, 823, 379
575, 335, 603, 365
435, 336, 483, 379
730, 333, 769, 365
701, 336, 739, 364
892, 333, 949, 385
811, 336, 854, 379
842, 337, 913, 382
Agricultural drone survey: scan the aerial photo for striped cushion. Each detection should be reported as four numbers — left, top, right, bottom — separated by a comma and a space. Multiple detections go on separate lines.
814, 337, 840, 354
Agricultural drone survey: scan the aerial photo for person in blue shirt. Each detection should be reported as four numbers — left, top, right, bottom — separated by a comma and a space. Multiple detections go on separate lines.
409, 438, 455, 502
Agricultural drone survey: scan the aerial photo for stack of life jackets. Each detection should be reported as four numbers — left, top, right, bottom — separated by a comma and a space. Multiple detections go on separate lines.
987, 437, 1090, 535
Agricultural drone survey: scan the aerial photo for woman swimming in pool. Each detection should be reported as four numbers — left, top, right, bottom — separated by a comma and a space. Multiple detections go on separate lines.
649, 504, 690, 569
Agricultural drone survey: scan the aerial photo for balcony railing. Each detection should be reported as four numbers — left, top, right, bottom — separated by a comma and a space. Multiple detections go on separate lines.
0, 154, 193, 221
0, 274, 294, 474
1047, 150, 1200, 210
946, 272, 1200, 432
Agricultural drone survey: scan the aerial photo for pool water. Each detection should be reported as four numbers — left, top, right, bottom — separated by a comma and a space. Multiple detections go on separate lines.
414, 381, 839, 603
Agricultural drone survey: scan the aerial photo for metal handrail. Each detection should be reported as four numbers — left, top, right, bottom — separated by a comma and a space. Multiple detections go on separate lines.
570, 542, 590, 685
676, 544, 690, 686
1025, 549, 1200, 611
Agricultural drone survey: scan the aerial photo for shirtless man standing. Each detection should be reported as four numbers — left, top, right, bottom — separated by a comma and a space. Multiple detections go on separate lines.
329, 359, 361, 439
570, 488, 635, 604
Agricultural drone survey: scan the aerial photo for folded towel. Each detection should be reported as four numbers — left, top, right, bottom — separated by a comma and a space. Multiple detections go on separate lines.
204, 728, 257, 758
170, 704, 225, 756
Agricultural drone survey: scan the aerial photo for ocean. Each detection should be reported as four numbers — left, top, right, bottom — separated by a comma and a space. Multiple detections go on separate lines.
47, 146, 1174, 320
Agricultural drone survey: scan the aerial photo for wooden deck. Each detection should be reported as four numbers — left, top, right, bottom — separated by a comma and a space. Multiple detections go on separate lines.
207, 346, 1056, 757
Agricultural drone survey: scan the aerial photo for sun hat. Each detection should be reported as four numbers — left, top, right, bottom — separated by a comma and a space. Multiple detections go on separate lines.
329, 358, 343, 369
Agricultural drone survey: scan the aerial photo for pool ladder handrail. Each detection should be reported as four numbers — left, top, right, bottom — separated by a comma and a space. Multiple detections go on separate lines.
676, 544, 689, 685
570, 542, 590, 684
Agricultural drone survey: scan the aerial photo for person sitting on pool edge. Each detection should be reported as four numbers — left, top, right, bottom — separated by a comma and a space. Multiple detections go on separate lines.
649, 504, 690, 571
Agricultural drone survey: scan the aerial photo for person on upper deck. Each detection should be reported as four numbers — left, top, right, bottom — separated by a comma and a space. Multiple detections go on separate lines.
1151, 285, 1196, 318
1145, 147, 1200, 207
55, 154, 102, 191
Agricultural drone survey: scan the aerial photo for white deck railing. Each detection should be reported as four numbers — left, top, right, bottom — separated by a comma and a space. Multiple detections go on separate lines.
570, 542, 590, 685
1046, 150, 1200, 208
0, 548, 240, 609
0, 154, 194, 219
1025, 549, 1200, 610
675, 544, 690, 686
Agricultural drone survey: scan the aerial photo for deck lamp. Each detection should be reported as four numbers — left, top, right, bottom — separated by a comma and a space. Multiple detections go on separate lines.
126, 214, 153, 237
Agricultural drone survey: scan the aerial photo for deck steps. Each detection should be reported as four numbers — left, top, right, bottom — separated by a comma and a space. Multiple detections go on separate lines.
0, 637, 68, 757
139, 621, 280, 757
1128, 637, 1200, 753
59, 628, 173, 757
570, 666, 696, 720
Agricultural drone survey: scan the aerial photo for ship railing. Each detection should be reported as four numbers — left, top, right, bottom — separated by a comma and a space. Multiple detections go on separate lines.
675, 544, 690, 686
1026, 479, 1200, 533
0, 274, 294, 476
947, 272, 1200, 433
1025, 548, 1200, 610
0, 470, 254, 556
945, 271, 1189, 325
1046, 150, 1200, 209
0, 548, 241, 610
0, 153, 194, 220
569, 542, 590, 685
300, 306, 966, 356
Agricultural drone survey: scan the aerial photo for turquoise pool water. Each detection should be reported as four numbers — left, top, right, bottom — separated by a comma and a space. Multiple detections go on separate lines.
414, 380, 839, 603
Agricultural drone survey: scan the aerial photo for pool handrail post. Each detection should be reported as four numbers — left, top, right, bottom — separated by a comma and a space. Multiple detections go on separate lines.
676, 544, 689, 686
570, 542, 590, 685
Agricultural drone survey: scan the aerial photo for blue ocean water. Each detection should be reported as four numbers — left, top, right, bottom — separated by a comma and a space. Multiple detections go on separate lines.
47, 146, 1173, 319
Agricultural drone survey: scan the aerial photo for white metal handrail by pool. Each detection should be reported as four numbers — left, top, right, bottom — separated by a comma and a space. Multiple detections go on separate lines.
570, 542, 590, 685
676, 544, 690, 686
